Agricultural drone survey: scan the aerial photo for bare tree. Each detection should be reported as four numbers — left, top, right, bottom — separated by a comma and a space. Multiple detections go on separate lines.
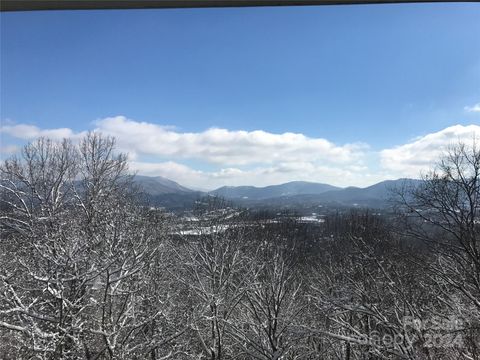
232, 248, 307, 360
0, 134, 172, 359
393, 140, 480, 358
1, 138, 82, 358
169, 200, 252, 359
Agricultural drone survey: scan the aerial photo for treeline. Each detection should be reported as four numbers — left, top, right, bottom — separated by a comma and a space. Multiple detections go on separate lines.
0, 134, 479, 359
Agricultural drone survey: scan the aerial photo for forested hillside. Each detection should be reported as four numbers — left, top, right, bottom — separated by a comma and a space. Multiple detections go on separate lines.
1, 134, 479, 359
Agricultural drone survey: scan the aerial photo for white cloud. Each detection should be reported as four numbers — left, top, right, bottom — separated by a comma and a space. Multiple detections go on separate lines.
130, 160, 387, 190
93, 116, 367, 166
380, 124, 480, 178
0, 123, 85, 140
464, 103, 480, 113
1, 116, 372, 187
2, 118, 479, 189
0, 144, 20, 161
0, 144, 19, 154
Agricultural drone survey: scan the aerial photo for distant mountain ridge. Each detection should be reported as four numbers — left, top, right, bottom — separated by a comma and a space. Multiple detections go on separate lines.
210, 178, 422, 208
132, 175, 421, 210
133, 175, 194, 196
210, 181, 341, 199
299, 178, 421, 207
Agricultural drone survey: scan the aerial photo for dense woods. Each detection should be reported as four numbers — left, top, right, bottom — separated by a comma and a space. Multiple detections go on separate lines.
1, 134, 479, 359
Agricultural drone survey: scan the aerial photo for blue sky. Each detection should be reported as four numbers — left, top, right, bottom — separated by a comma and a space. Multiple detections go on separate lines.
1, 3, 479, 189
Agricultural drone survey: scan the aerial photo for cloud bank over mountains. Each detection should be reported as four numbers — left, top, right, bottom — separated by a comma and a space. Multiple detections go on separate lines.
95, 117, 367, 165
380, 124, 480, 178
1, 116, 479, 190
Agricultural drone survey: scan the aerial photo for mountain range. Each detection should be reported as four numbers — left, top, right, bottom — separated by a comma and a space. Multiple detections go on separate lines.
210, 181, 341, 200
133, 175, 194, 196
133, 175, 421, 211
